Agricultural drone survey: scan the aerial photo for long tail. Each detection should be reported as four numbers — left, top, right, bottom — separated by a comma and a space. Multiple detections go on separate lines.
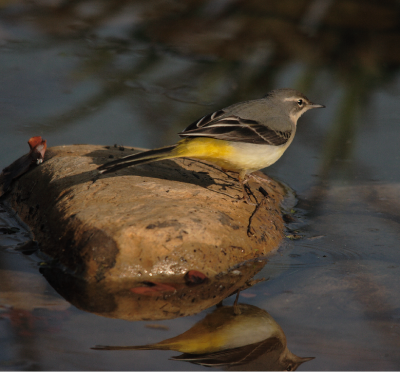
98, 145, 177, 174
91, 344, 169, 351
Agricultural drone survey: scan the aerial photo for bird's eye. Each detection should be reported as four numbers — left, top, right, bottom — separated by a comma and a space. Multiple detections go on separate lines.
297, 99, 303, 106
286, 365, 293, 371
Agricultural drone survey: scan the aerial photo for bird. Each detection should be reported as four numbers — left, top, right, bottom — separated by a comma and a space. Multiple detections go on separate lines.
92, 303, 314, 370
98, 89, 324, 203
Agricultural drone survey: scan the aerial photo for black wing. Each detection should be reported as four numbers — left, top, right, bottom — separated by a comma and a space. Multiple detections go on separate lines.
179, 110, 291, 146
171, 338, 283, 367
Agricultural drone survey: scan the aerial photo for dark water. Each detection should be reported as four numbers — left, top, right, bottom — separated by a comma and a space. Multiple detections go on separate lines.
1, 1, 400, 370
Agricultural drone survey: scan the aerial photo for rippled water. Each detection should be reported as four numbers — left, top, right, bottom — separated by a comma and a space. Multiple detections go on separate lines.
1, 1, 400, 370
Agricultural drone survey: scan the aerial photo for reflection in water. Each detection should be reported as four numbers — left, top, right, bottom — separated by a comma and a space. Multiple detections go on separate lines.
40, 259, 268, 320
0, 269, 69, 312
0, 268, 70, 370
2, 0, 398, 144
93, 303, 313, 371
40, 259, 315, 370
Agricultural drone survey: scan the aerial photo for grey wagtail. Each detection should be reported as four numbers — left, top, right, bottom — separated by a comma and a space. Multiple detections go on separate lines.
93, 304, 314, 370
98, 89, 324, 202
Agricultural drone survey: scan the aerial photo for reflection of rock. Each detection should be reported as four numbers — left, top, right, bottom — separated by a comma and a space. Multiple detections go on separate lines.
0, 269, 69, 311
7, 144, 286, 283
93, 303, 314, 371
40, 259, 267, 320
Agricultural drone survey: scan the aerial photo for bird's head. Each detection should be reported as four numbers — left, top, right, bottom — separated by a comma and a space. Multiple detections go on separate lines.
265, 88, 325, 124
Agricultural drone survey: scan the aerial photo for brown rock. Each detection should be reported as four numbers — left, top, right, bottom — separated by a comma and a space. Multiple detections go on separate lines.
6, 145, 287, 285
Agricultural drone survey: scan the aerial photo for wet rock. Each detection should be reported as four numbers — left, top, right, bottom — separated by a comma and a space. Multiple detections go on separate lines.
5, 145, 287, 283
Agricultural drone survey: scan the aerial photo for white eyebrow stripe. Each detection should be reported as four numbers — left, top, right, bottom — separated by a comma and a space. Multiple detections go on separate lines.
283, 97, 299, 102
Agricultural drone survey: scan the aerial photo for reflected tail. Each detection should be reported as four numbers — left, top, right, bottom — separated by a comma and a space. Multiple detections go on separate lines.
92, 344, 170, 351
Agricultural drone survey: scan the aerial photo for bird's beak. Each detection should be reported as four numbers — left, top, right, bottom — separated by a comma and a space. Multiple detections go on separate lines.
309, 102, 325, 109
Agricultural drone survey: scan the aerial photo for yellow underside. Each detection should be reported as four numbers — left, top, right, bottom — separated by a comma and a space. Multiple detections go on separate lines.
169, 137, 286, 178
157, 334, 227, 354
171, 137, 238, 172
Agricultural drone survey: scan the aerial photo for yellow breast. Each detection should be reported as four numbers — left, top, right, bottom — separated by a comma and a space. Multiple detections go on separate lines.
172, 137, 289, 174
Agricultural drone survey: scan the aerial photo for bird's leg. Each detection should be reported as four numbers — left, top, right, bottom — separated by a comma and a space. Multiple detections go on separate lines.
241, 178, 252, 204
233, 290, 241, 315
238, 171, 256, 205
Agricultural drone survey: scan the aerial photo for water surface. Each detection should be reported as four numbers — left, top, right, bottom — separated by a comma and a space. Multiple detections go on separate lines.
1, 1, 400, 370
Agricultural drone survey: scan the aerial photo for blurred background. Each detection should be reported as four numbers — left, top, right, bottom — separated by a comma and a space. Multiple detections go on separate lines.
1, 0, 400, 370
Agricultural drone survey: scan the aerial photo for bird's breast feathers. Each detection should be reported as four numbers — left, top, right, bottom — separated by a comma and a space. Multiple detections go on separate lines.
172, 137, 290, 173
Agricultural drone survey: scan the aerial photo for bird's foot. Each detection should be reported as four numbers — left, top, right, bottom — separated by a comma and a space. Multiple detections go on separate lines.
240, 181, 257, 205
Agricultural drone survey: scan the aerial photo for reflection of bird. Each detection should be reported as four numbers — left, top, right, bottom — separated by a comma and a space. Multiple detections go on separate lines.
93, 304, 314, 371
98, 89, 324, 202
